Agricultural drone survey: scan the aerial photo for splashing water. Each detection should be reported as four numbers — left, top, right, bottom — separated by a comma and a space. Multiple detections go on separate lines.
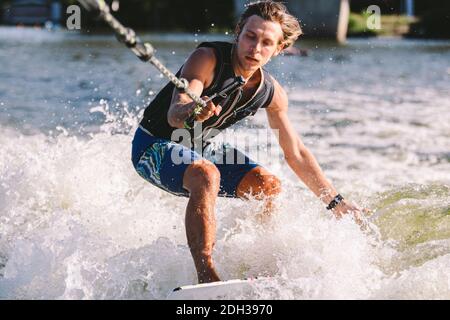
0, 29, 449, 299
0, 101, 448, 299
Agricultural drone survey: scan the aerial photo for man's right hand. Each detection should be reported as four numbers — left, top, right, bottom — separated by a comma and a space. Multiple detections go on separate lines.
167, 47, 218, 128
189, 96, 222, 122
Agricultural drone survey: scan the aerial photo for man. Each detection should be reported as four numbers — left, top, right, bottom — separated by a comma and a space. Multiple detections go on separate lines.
132, 1, 364, 283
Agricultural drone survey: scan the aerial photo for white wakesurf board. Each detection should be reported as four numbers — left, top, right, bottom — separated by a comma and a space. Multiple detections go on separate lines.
167, 277, 271, 300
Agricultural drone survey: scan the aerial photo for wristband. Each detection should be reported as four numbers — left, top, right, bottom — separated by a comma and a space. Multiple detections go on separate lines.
326, 194, 344, 210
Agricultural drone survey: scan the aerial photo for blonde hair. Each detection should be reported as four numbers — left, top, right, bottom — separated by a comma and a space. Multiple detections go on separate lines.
235, 1, 302, 48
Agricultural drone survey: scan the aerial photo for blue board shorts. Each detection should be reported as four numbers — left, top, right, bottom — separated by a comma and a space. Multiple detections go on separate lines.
131, 126, 260, 198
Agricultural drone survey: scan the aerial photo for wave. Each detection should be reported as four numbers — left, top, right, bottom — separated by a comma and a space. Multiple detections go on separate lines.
0, 104, 449, 299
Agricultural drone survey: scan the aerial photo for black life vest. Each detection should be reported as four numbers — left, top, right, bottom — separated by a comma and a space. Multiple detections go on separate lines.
139, 41, 275, 144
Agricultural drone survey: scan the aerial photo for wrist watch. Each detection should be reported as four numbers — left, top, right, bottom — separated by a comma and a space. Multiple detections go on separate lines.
326, 194, 344, 210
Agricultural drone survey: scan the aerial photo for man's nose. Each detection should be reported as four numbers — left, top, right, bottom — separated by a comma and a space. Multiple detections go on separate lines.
250, 41, 262, 53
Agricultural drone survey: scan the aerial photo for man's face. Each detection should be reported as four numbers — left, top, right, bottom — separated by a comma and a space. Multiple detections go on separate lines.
235, 15, 284, 73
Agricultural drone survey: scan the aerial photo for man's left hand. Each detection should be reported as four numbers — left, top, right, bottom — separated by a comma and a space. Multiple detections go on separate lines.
332, 200, 371, 225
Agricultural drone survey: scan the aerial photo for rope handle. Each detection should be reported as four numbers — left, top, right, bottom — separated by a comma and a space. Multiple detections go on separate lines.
183, 76, 246, 129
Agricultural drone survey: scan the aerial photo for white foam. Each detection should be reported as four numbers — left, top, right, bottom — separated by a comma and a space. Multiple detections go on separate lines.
0, 117, 448, 298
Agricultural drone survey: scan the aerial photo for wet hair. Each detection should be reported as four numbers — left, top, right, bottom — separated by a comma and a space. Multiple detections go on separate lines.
235, 1, 302, 48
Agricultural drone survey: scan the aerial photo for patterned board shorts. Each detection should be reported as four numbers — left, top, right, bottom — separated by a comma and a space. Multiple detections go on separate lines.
131, 126, 260, 197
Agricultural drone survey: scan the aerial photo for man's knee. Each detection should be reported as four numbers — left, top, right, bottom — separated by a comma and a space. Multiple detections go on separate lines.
237, 167, 281, 199
184, 160, 220, 193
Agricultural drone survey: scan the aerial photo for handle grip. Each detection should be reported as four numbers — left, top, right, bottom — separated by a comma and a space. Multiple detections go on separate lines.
184, 104, 203, 129
183, 76, 246, 129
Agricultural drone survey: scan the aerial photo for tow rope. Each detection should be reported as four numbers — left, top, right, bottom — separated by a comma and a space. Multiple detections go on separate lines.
78, 0, 227, 129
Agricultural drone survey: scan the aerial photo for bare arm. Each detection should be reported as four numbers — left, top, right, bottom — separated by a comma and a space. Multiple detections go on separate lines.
266, 79, 363, 217
167, 47, 222, 128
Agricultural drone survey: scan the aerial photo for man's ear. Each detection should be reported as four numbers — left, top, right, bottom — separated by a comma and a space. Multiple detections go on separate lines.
234, 25, 241, 42
273, 43, 285, 57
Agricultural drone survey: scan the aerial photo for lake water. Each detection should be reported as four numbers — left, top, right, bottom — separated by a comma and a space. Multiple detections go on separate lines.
0, 26, 449, 299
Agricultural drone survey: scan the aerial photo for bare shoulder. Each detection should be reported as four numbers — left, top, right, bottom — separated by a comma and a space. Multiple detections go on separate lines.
267, 76, 288, 113
190, 46, 216, 64
179, 47, 217, 87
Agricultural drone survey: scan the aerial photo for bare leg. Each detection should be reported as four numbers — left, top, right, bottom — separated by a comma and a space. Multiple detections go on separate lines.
236, 166, 281, 222
183, 160, 221, 283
